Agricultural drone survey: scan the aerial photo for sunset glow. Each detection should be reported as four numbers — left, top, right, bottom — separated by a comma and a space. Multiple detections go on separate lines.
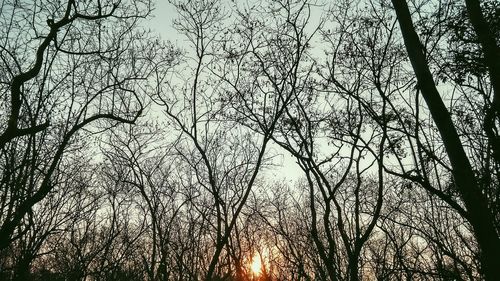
250, 254, 262, 275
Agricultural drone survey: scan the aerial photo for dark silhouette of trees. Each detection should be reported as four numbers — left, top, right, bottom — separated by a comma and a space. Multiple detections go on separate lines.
0, 0, 168, 278
0, 0, 160, 244
391, 0, 500, 279
1, 0, 499, 280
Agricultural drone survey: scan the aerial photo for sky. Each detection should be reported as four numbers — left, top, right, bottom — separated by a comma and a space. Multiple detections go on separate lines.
146, 1, 182, 44
144, 1, 305, 184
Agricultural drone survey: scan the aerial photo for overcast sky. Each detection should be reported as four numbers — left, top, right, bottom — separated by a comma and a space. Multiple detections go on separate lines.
146, 1, 179, 42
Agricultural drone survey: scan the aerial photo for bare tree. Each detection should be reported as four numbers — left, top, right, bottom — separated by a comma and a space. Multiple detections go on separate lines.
390, 0, 500, 279
149, 0, 302, 279
0, 0, 159, 253
1, 0, 496, 280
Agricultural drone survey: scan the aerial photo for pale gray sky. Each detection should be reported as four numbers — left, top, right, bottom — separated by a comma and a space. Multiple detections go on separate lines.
146, 1, 179, 42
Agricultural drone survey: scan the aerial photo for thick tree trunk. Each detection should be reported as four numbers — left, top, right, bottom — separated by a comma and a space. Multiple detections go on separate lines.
464, 0, 500, 164
390, 1, 500, 280
464, 0, 500, 102
348, 254, 359, 281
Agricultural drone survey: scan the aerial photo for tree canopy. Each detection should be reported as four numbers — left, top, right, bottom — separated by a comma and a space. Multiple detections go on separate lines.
0, 0, 499, 280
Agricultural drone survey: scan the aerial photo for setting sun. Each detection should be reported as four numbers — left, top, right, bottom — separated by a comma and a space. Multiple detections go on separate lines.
250, 254, 263, 275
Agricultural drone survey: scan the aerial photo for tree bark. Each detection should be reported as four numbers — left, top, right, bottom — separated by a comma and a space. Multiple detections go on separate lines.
391, 1, 500, 280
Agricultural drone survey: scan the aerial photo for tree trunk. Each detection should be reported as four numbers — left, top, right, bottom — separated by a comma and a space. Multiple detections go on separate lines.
348, 254, 359, 281
390, 1, 500, 280
464, 0, 500, 102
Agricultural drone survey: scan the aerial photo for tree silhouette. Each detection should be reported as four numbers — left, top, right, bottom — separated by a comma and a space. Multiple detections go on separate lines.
0, 0, 498, 280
